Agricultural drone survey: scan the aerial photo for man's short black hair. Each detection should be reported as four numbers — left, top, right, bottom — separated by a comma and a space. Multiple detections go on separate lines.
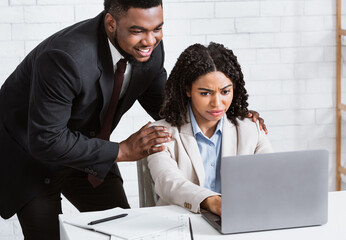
104, 0, 163, 20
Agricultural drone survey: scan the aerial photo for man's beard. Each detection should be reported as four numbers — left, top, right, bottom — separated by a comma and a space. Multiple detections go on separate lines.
113, 31, 136, 63
113, 31, 155, 68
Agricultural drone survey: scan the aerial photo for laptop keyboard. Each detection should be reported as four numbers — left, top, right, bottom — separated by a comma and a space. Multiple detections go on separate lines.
201, 209, 222, 226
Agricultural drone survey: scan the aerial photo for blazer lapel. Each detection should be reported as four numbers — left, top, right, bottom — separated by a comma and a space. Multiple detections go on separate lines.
179, 116, 206, 187
179, 115, 237, 186
221, 118, 238, 157
97, 23, 114, 125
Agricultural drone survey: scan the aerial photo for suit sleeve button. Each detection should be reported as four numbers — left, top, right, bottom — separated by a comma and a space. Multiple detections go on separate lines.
44, 178, 51, 184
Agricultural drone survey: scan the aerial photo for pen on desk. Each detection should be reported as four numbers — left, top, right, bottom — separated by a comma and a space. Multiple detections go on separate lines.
88, 213, 128, 225
189, 217, 194, 240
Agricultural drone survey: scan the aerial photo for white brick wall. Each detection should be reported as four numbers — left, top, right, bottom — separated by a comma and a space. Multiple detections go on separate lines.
215, 2, 260, 18
1, 0, 346, 239
24, 6, 74, 23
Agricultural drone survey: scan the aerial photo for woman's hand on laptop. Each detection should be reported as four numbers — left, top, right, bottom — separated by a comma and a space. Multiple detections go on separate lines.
201, 195, 221, 216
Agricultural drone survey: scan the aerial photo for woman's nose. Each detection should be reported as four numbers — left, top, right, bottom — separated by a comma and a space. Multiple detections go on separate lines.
211, 93, 221, 107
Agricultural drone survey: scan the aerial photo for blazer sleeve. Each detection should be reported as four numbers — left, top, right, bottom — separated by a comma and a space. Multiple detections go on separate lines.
28, 49, 116, 179
138, 41, 167, 121
147, 125, 219, 213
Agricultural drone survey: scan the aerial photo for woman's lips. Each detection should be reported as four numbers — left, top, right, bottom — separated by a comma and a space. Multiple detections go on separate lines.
208, 110, 224, 117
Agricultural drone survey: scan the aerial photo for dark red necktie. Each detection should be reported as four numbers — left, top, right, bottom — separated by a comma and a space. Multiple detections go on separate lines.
88, 58, 127, 188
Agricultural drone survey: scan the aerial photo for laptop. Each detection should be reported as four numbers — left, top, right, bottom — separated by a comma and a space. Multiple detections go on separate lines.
201, 149, 329, 234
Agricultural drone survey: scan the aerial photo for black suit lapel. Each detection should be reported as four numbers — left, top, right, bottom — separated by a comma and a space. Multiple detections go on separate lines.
96, 18, 114, 125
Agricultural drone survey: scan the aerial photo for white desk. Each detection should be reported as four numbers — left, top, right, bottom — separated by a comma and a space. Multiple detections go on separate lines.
59, 191, 346, 240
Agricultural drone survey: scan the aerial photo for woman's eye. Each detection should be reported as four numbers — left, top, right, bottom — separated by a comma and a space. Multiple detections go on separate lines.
222, 90, 231, 95
200, 92, 210, 96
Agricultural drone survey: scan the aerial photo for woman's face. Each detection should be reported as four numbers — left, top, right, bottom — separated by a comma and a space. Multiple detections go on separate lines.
186, 71, 233, 128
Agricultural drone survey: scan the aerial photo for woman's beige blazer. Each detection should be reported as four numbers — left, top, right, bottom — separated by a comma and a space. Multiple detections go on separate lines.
147, 115, 273, 213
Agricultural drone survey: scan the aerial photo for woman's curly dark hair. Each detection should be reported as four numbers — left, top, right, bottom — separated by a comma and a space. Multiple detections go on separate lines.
159, 42, 249, 127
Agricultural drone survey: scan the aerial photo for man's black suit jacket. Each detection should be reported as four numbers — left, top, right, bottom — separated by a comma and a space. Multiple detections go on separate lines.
0, 12, 167, 219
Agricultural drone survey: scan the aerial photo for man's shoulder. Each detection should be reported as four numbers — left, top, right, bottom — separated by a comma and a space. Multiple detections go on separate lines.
36, 12, 103, 53
33, 12, 106, 67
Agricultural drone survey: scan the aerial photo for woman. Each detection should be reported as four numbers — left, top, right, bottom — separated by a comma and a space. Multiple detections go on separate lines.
147, 42, 273, 216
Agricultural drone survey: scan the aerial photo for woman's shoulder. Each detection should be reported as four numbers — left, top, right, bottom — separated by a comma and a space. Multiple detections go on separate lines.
235, 117, 256, 125
149, 119, 181, 133
233, 117, 261, 132
150, 119, 174, 128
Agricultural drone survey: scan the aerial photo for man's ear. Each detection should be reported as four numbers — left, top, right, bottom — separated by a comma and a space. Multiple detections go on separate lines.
104, 13, 117, 34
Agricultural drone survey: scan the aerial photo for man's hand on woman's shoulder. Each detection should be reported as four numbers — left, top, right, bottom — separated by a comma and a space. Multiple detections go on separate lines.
246, 110, 268, 135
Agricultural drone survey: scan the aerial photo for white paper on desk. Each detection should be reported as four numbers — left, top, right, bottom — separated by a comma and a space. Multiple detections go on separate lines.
109, 214, 191, 240
63, 208, 183, 240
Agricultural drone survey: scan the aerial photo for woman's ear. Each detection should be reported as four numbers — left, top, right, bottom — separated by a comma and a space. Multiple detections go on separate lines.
185, 86, 191, 98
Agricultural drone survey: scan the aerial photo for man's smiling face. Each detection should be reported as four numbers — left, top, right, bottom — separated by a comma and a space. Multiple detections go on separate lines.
110, 5, 163, 62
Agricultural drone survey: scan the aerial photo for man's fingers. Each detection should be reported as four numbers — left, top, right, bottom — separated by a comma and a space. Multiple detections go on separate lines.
262, 123, 268, 135
246, 111, 268, 134
138, 122, 169, 136
258, 117, 264, 130
146, 129, 171, 139
247, 110, 260, 122
141, 133, 171, 154
118, 123, 172, 161
251, 112, 259, 122
140, 126, 171, 145
148, 135, 171, 146
139, 124, 168, 136
139, 121, 152, 131
145, 144, 166, 157
118, 124, 171, 161
150, 145, 166, 154
257, 117, 268, 134
144, 148, 151, 156
138, 125, 171, 156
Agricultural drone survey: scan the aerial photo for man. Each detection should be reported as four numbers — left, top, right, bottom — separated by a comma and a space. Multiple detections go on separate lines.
0, 0, 265, 239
